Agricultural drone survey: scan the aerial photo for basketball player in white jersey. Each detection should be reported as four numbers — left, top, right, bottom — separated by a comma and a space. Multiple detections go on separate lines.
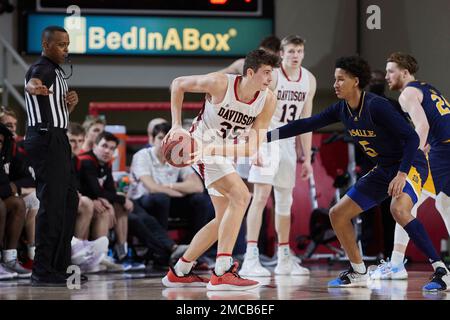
239, 35, 317, 277
162, 49, 279, 290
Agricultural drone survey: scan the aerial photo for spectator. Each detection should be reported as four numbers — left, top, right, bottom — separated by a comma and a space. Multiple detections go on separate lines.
129, 123, 211, 243
80, 115, 106, 154
0, 123, 30, 278
78, 132, 132, 261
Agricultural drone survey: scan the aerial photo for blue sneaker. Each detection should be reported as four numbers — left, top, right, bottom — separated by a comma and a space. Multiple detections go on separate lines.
422, 267, 450, 292
369, 259, 408, 280
328, 268, 368, 287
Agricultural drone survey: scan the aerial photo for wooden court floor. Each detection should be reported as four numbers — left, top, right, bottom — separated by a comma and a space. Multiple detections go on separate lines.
0, 263, 449, 300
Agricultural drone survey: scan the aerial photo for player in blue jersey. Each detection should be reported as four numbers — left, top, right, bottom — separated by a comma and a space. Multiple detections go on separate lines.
369, 53, 450, 291
267, 56, 450, 291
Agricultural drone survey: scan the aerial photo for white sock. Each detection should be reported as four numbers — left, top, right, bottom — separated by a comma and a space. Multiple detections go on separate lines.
436, 192, 450, 234
174, 258, 195, 277
2, 249, 17, 263
391, 251, 405, 266
246, 242, 258, 258
351, 262, 366, 274
214, 255, 233, 276
277, 244, 290, 259
27, 245, 36, 260
431, 261, 447, 272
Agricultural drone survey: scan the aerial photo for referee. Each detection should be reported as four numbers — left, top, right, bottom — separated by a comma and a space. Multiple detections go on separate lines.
24, 26, 82, 286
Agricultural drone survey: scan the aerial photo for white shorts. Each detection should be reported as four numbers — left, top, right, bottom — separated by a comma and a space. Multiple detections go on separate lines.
23, 191, 39, 211
193, 155, 236, 197
248, 139, 297, 189
235, 157, 251, 180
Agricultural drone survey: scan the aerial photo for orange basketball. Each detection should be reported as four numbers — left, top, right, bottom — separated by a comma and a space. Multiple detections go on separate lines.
161, 130, 198, 168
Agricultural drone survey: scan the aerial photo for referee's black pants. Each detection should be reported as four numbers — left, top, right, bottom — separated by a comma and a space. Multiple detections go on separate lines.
24, 126, 78, 276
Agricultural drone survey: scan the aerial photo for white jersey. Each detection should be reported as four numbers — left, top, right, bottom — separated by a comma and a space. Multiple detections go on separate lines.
270, 66, 310, 130
190, 74, 268, 146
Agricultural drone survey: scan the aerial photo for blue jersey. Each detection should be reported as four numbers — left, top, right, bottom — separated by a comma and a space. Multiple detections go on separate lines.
268, 91, 420, 173
407, 81, 450, 147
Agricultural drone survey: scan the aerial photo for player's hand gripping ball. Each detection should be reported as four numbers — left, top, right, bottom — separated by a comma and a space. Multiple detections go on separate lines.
162, 129, 198, 168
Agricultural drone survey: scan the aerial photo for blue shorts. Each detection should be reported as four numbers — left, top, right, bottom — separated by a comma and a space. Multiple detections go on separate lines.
347, 150, 428, 211
427, 143, 450, 196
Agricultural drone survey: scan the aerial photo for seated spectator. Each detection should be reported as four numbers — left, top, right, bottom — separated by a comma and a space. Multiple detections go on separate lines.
146, 118, 167, 147
129, 123, 211, 243
67, 122, 116, 272
0, 106, 38, 269
80, 115, 106, 154
78, 132, 132, 262
0, 123, 30, 278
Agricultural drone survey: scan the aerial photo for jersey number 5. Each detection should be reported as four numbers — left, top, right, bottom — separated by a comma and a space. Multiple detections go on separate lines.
432, 94, 450, 116
359, 140, 378, 157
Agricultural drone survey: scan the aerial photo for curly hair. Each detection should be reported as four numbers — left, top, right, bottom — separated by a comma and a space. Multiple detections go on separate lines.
335, 56, 371, 89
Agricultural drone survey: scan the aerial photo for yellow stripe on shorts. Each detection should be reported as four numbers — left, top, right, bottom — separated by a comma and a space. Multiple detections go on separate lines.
407, 165, 423, 198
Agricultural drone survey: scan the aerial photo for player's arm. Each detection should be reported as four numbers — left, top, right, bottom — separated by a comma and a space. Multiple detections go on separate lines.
299, 73, 317, 165
208, 90, 277, 158
371, 98, 420, 197
399, 87, 429, 150
267, 103, 340, 142
169, 72, 228, 128
217, 58, 245, 74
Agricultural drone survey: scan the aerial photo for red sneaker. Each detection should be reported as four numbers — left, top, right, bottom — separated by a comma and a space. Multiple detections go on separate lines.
207, 262, 260, 291
162, 266, 209, 287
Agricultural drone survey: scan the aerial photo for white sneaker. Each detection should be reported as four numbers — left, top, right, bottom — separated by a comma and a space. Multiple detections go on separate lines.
239, 256, 271, 277
275, 255, 310, 276
239, 247, 271, 277
328, 268, 369, 287
368, 259, 408, 280
0, 263, 18, 280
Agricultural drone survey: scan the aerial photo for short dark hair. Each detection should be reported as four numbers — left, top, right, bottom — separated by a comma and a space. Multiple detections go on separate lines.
387, 52, 419, 75
259, 35, 281, 53
42, 25, 67, 42
68, 122, 85, 136
243, 49, 280, 76
95, 131, 119, 146
335, 56, 371, 89
152, 122, 171, 138
280, 35, 305, 51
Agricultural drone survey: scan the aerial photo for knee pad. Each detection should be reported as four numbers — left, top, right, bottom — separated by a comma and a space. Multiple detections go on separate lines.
274, 187, 293, 216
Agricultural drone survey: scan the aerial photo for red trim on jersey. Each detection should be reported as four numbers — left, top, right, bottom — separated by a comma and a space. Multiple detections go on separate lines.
181, 257, 191, 263
234, 76, 260, 105
281, 65, 302, 82
199, 163, 205, 180
189, 101, 206, 134
247, 240, 257, 244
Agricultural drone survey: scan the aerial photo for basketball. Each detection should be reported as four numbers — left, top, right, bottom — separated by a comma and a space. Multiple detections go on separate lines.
161, 130, 198, 168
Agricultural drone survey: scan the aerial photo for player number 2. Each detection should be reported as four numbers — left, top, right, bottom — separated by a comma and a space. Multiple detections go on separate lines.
280, 104, 298, 123
359, 140, 378, 157
431, 94, 450, 116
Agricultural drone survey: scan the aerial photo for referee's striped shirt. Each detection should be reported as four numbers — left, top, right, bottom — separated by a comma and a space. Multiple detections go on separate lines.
25, 56, 69, 129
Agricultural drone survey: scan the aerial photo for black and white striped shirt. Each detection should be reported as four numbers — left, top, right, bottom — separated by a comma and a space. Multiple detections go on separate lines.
24, 56, 69, 129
